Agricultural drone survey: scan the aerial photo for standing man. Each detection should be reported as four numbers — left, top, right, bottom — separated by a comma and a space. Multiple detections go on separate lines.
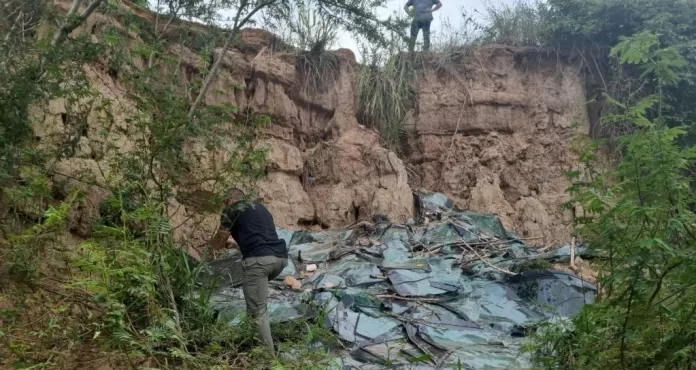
209, 188, 288, 356
405, 0, 443, 52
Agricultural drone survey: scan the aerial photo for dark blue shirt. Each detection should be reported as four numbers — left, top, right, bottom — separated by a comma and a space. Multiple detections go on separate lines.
407, 0, 439, 21
221, 201, 288, 259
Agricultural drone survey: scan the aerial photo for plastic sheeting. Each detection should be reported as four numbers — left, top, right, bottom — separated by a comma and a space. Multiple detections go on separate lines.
205, 193, 597, 369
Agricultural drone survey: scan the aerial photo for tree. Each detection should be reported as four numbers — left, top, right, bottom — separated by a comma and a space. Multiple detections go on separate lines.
529, 32, 696, 370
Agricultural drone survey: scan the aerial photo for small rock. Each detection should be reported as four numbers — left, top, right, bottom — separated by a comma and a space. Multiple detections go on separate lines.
306, 264, 318, 272
284, 276, 302, 290
357, 237, 371, 247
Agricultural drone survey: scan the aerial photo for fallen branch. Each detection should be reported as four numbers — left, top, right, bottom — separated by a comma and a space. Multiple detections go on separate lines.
476, 235, 545, 247
457, 238, 517, 276
376, 294, 442, 303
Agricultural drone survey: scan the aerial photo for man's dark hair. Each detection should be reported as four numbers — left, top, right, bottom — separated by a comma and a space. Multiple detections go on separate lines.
226, 187, 245, 200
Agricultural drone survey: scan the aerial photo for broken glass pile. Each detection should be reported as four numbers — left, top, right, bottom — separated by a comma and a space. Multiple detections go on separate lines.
204, 192, 597, 369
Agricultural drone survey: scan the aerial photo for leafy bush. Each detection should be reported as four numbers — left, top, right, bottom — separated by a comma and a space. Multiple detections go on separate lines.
528, 32, 696, 370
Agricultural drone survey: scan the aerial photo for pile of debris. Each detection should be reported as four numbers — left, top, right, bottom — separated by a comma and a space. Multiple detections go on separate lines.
205, 192, 597, 369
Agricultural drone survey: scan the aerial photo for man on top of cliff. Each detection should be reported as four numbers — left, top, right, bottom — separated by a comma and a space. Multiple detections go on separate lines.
208, 188, 288, 357
405, 0, 443, 52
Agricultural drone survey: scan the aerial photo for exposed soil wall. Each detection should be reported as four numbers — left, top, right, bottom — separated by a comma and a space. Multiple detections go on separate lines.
33, 1, 589, 249
405, 48, 589, 246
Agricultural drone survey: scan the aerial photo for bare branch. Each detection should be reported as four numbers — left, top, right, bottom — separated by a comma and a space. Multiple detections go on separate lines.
51, 0, 104, 47
187, 0, 278, 118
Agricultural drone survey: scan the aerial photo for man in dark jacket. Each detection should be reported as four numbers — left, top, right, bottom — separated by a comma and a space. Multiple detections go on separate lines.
209, 188, 288, 356
405, 0, 443, 52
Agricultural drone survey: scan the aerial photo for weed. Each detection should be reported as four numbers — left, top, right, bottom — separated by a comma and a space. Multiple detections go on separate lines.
477, 0, 549, 47
517, 259, 553, 273
357, 53, 417, 152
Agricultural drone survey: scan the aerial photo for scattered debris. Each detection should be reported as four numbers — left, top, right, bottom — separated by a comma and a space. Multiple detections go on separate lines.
204, 192, 598, 369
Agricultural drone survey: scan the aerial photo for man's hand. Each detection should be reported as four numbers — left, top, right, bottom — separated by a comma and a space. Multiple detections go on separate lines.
226, 236, 239, 249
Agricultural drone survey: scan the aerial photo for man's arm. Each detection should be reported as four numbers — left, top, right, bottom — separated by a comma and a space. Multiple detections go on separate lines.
226, 236, 239, 249
429, 0, 442, 12
209, 227, 230, 250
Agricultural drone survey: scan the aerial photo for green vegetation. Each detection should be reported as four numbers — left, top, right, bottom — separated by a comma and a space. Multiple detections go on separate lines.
357, 52, 416, 151
0, 0, 391, 369
4, 0, 696, 369
515, 1, 696, 369
528, 31, 696, 369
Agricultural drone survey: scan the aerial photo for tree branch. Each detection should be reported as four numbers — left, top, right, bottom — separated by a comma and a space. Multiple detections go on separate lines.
51, 0, 104, 47
187, 0, 277, 118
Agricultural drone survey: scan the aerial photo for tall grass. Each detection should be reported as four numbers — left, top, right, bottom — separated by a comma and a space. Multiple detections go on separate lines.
477, 0, 549, 47
356, 52, 416, 152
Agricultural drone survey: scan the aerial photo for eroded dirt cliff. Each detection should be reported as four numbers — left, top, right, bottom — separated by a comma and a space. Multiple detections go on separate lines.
36, 1, 589, 250
405, 48, 588, 247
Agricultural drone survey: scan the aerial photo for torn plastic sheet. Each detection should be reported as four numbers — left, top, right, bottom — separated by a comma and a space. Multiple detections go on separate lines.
328, 258, 384, 287
508, 270, 597, 318
335, 288, 385, 311
471, 281, 542, 326
206, 206, 597, 369
276, 227, 294, 246
405, 323, 449, 366
289, 241, 341, 262
418, 192, 454, 210
355, 314, 402, 340
351, 341, 408, 365
290, 229, 353, 246
203, 256, 244, 287
333, 302, 360, 342
378, 225, 411, 243
388, 299, 414, 315
527, 243, 600, 264
327, 294, 404, 344
379, 240, 432, 270
268, 295, 306, 323
388, 269, 459, 297
416, 222, 479, 245
453, 211, 510, 240
305, 273, 347, 290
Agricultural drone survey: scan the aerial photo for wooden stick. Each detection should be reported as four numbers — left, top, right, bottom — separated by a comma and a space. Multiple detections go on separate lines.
457, 237, 517, 276
376, 294, 442, 303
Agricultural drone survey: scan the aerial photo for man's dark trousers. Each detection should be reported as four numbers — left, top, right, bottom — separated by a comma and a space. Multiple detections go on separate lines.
409, 18, 432, 52
242, 255, 287, 355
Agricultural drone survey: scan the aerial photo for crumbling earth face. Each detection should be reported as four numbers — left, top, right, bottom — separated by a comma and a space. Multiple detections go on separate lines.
405, 47, 589, 248
29, 4, 589, 251
205, 193, 597, 369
